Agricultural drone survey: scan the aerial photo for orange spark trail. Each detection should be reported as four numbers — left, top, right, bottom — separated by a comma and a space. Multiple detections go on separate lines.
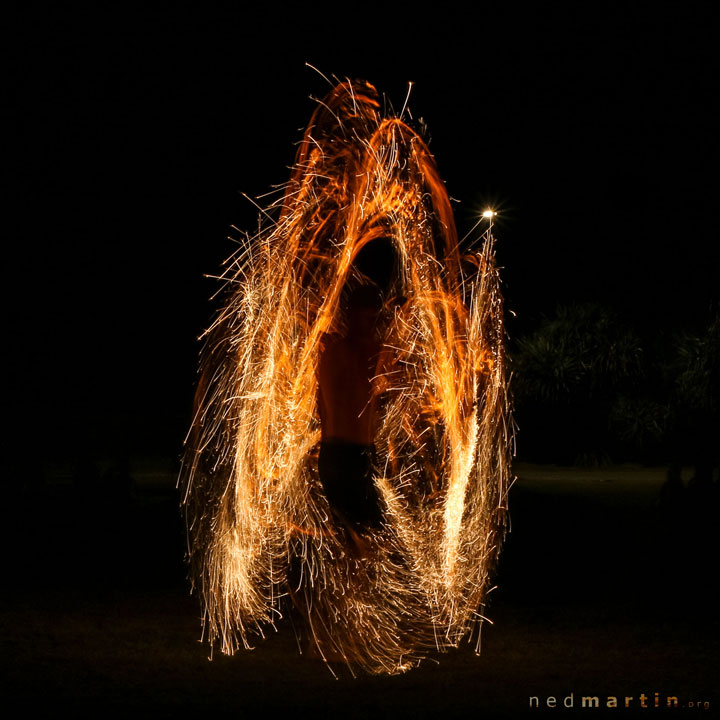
180, 80, 513, 675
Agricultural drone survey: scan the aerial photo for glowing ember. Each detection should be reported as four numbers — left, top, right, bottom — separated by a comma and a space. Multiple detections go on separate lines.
180, 79, 513, 675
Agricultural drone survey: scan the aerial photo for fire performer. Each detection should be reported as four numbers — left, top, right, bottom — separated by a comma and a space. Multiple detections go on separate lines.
181, 78, 512, 675
317, 283, 385, 535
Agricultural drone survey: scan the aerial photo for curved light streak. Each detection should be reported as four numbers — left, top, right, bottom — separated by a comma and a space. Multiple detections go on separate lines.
181, 80, 513, 675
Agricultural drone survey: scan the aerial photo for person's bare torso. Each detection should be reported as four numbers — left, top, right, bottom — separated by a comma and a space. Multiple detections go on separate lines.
317, 329, 381, 444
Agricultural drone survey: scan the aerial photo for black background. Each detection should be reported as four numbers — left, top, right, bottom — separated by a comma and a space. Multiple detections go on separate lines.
7, 4, 717, 465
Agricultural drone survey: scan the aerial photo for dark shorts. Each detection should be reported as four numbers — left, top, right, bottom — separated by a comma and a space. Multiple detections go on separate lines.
318, 441, 382, 528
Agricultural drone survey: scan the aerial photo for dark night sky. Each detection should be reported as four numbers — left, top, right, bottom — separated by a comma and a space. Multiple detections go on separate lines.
6, 5, 718, 462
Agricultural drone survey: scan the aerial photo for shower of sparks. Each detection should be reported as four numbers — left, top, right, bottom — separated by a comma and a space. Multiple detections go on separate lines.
180, 80, 513, 675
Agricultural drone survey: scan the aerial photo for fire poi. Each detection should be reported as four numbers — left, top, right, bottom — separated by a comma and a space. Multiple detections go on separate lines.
180, 79, 513, 675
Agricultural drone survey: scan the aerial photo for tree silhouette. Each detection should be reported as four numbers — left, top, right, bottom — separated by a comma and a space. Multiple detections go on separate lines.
664, 311, 720, 465
513, 303, 643, 464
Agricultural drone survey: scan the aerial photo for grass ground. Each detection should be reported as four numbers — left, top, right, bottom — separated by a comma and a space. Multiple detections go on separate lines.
1, 462, 717, 718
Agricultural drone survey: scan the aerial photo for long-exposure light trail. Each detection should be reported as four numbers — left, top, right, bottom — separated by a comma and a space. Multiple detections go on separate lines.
180, 79, 513, 675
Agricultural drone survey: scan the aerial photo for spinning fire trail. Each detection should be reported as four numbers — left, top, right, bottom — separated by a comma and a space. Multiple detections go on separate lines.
181, 80, 513, 675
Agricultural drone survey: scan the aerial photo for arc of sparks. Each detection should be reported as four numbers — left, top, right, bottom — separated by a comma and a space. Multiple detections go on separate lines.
181, 79, 513, 675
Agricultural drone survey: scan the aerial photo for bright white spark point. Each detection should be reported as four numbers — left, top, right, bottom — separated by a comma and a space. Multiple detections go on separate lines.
482, 210, 496, 218
180, 80, 513, 676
